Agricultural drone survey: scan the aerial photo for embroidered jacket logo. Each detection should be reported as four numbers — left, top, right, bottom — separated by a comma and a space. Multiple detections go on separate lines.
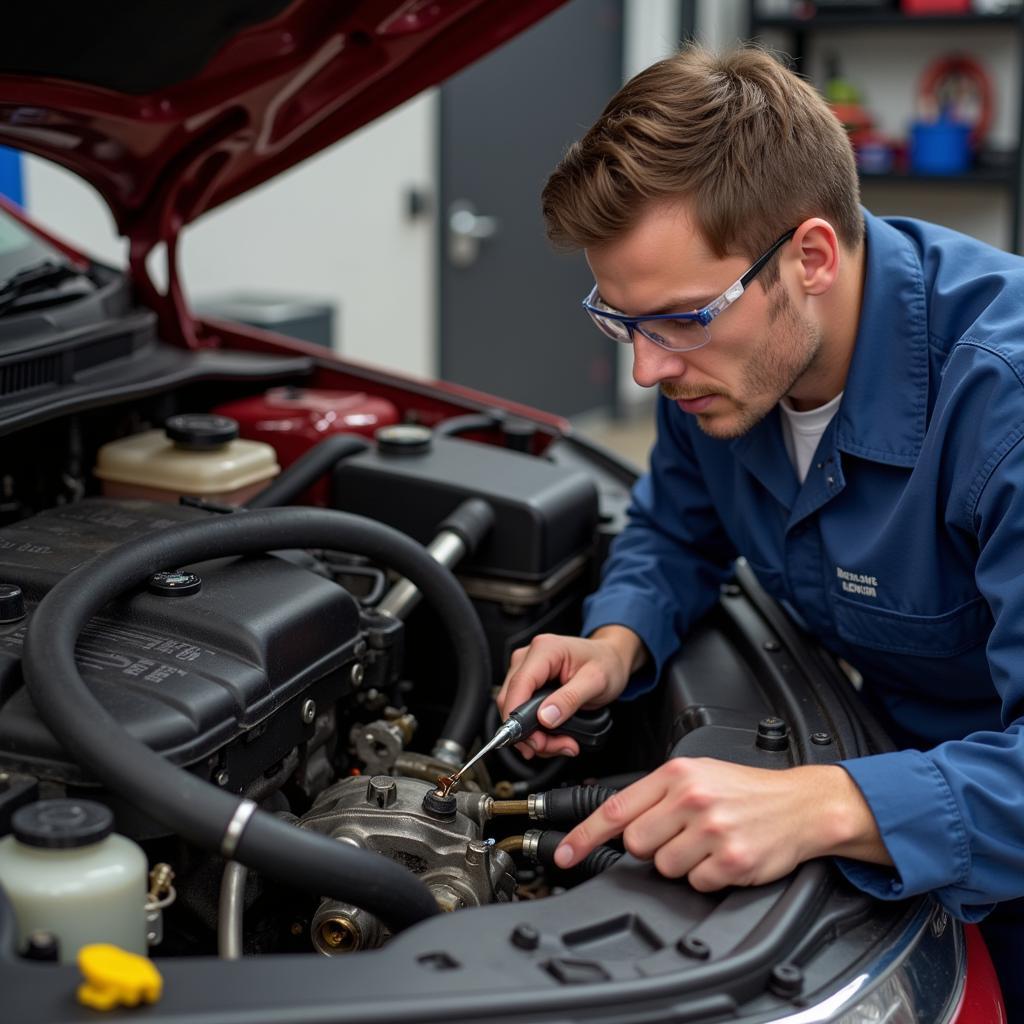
836, 566, 878, 598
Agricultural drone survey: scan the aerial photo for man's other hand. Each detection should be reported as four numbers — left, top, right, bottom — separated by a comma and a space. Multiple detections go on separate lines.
496, 626, 646, 759
554, 759, 892, 888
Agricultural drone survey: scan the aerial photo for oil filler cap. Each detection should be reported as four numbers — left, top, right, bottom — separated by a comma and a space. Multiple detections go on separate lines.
165, 413, 239, 450
0, 583, 25, 623
375, 423, 432, 455
12, 799, 113, 849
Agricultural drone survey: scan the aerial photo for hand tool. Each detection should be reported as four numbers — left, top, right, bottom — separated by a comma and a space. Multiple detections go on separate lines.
437, 682, 613, 796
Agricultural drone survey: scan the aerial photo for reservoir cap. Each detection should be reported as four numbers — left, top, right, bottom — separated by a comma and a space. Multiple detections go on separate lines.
165, 414, 239, 450
13, 799, 113, 849
375, 423, 432, 455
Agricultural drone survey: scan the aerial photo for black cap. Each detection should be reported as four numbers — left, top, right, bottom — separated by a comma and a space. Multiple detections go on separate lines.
165, 414, 239, 450
0, 583, 25, 623
375, 423, 432, 455
148, 570, 202, 597
12, 799, 113, 849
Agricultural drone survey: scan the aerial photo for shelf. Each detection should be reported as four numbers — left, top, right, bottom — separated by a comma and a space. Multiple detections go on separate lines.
859, 166, 1017, 186
753, 11, 1021, 31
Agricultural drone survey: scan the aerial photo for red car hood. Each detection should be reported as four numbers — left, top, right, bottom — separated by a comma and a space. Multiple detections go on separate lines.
0, 0, 564, 249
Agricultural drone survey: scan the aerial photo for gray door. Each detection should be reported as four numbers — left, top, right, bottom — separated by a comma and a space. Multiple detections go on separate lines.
439, 0, 623, 419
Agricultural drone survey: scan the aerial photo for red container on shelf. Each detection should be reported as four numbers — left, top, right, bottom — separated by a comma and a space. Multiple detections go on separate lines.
212, 387, 400, 505
900, 0, 970, 13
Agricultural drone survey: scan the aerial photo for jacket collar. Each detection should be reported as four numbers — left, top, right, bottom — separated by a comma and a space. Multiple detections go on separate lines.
833, 209, 929, 467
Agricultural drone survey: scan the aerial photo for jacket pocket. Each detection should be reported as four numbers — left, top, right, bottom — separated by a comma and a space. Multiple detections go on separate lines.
831, 592, 991, 657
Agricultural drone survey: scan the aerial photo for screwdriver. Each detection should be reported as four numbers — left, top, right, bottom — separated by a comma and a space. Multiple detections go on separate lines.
437, 682, 613, 796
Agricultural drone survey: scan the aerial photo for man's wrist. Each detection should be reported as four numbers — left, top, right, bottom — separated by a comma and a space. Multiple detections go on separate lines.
589, 624, 649, 675
797, 765, 892, 866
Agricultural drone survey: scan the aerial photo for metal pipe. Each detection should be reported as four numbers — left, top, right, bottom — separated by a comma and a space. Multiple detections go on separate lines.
496, 835, 525, 855
377, 531, 466, 619
218, 861, 248, 960
489, 800, 530, 817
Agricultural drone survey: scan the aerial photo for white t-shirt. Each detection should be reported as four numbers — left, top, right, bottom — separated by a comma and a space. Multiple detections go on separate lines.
778, 391, 844, 483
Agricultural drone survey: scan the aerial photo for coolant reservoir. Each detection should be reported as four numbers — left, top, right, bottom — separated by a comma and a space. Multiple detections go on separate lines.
94, 413, 280, 505
0, 799, 148, 962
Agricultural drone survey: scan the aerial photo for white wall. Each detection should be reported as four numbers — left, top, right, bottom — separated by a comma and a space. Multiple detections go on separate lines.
23, 91, 439, 379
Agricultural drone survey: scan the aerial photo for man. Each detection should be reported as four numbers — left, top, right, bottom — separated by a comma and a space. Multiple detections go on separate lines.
497, 44, 1024, 1009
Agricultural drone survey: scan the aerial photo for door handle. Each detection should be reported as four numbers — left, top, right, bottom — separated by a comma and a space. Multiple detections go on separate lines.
447, 200, 499, 268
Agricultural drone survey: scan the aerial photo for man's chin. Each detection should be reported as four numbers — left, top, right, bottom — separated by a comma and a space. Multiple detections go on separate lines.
692, 403, 767, 441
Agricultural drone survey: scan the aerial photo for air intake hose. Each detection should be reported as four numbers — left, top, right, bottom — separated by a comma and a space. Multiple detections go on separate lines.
23, 507, 494, 932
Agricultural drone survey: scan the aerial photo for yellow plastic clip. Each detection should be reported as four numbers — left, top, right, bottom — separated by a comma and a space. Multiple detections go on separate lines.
77, 944, 163, 1011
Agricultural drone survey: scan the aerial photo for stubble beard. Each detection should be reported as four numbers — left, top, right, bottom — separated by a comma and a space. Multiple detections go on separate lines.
663, 287, 823, 441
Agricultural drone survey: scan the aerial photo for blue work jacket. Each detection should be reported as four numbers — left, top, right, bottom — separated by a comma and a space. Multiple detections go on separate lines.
582, 209, 1024, 921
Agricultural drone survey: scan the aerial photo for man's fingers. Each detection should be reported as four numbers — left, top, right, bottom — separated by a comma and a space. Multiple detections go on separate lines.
499, 645, 562, 717
621, 804, 688, 861
554, 776, 664, 868
534, 659, 609, 731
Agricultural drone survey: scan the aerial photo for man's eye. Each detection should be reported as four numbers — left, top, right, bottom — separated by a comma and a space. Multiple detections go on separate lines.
640, 317, 701, 341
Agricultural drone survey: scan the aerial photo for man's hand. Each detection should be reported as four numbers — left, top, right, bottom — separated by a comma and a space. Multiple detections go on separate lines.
554, 759, 892, 889
496, 626, 646, 759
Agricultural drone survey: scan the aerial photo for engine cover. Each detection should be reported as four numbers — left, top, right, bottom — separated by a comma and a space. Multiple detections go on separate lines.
0, 499, 363, 788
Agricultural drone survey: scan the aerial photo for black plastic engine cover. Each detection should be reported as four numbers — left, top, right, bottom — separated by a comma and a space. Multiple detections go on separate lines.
0, 500, 362, 783
331, 435, 599, 582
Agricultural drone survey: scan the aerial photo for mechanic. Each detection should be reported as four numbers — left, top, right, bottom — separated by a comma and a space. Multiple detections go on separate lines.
497, 44, 1024, 1011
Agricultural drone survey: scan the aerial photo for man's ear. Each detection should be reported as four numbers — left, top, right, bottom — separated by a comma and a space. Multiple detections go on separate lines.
791, 219, 840, 296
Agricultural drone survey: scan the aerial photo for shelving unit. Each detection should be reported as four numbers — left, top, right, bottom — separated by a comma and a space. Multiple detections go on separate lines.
747, 4, 1024, 252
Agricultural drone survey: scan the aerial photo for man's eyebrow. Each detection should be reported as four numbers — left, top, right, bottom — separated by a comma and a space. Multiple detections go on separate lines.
645, 293, 715, 316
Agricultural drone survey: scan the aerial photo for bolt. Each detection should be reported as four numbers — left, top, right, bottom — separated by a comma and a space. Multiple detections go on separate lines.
811, 731, 833, 745
763, 639, 781, 652
465, 839, 489, 866
769, 962, 804, 998
366, 776, 397, 808
214, 769, 230, 787
350, 663, 365, 688
510, 924, 540, 951
676, 934, 710, 960
301, 699, 317, 725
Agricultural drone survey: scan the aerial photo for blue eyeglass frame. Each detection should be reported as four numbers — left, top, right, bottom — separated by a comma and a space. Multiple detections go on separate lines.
581, 227, 797, 352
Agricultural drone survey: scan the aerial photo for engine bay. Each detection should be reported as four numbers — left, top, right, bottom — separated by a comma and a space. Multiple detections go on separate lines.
0, 310, 962, 1021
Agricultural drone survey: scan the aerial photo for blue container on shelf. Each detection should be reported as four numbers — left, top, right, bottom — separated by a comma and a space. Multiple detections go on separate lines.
910, 119, 972, 174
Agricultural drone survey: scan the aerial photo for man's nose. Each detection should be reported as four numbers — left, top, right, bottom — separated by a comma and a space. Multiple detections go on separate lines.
631, 332, 689, 389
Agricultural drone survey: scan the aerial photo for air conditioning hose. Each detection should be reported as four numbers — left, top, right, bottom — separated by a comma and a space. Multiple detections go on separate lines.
22, 507, 494, 932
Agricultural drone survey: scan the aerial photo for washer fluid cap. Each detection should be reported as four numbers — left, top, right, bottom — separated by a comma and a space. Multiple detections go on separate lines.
12, 799, 114, 849
0, 582, 26, 622
165, 414, 240, 450
375, 423, 433, 455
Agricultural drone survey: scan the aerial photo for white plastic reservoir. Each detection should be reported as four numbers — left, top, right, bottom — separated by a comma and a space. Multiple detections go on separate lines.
0, 798, 148, 962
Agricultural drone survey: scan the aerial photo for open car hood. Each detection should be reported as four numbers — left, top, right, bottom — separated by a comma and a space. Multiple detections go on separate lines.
0, 0, 565, 249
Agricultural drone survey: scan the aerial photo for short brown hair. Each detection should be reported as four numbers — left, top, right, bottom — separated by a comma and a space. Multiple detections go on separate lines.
542, 45, 863, 282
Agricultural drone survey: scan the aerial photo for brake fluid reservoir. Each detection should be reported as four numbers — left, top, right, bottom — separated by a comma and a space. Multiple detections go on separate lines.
0, 799, 148, 962
94, 413, 280, 505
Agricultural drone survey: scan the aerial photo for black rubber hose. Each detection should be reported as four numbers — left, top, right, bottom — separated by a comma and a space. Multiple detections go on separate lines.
509, 756, 566, 797
536, 785, 617, 826
245, 434, 369, 509
534, 830, 622, 878
437, 498, 494, 553
22, 508, 494, 931
434, 412, 503, 437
